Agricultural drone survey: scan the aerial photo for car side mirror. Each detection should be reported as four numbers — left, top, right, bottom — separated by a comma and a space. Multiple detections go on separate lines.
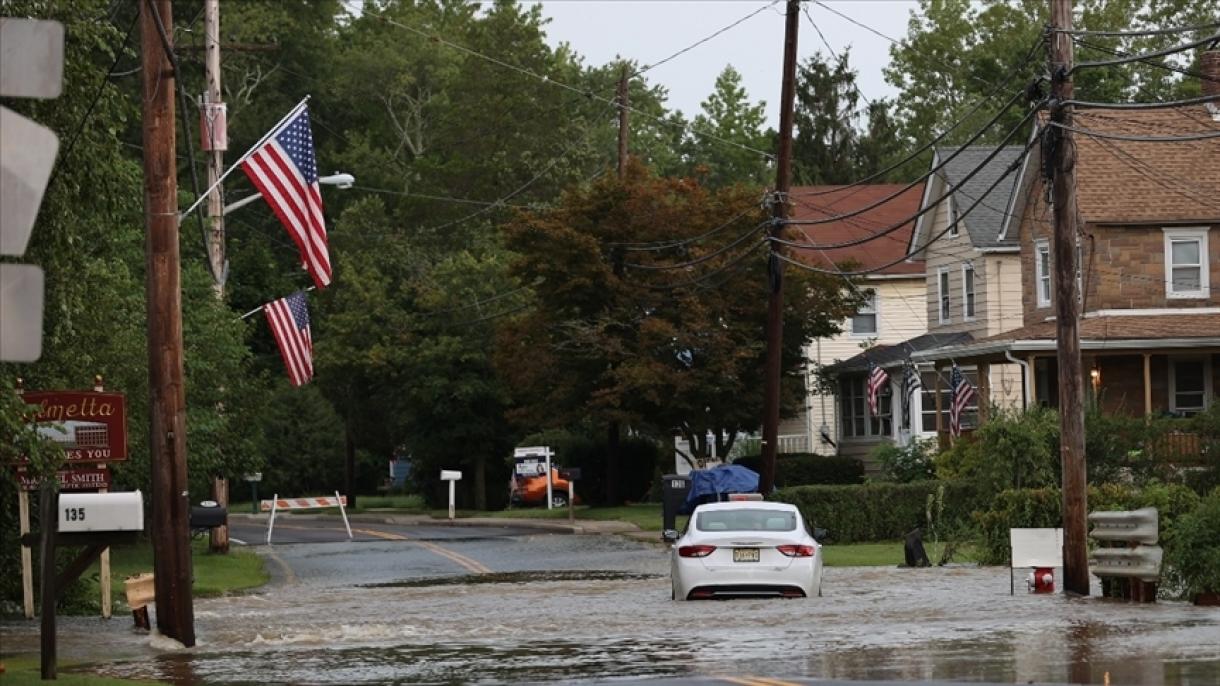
662, 529, 680, 543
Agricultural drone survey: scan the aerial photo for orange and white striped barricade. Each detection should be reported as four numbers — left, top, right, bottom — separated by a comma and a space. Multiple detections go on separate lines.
260, 491, 352, 544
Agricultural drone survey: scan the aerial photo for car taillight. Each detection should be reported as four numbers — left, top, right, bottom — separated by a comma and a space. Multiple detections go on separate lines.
777, 544, 815, 557
678, 545, 716, 558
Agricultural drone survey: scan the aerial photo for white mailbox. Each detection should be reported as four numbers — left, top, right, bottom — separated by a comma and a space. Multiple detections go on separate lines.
440, 470, 462, 481
58, 490, 143, 533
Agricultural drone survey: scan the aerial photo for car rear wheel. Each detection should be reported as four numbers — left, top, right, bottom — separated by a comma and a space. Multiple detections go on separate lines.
550, 492, 568, 508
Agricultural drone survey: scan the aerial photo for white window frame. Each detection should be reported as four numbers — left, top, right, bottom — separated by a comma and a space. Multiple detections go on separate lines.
947, 197, 958, 238
850, 289, 879, 337
938, 267, 951, 324
1169, 355, 1213, 415
1035, 239, 1051, 308
962, 263, 976, 320
1163, 227, 1210, 299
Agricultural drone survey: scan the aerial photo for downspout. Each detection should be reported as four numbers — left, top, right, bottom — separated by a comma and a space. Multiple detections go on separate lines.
1006, 350, 1030, 410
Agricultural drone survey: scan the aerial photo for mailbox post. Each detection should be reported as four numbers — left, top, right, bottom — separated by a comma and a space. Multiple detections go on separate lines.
440, 470, 462, 520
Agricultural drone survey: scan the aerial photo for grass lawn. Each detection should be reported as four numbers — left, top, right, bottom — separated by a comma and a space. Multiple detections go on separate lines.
0, 656, 161, 685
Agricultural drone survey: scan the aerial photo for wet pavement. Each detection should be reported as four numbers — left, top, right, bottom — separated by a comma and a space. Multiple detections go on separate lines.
2, 528, 1218, 685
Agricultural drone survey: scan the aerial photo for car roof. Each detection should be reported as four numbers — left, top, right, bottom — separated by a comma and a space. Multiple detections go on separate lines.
692, 500, 797, 513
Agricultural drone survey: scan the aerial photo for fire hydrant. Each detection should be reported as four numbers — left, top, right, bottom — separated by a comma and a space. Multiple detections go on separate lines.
1027, 567, 1055, 593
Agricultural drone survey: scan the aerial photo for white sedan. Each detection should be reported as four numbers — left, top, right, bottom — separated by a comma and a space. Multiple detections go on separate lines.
667, 500, 823, 600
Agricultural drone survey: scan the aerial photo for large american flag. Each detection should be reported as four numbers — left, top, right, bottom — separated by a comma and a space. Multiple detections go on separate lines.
866, 360, 889, 416
949, 363, 975, 437
265, 291, 313, 387
242, 105, 332, 289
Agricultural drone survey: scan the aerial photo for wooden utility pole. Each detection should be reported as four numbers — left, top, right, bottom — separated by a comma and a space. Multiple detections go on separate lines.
202, 0, 230, 554
617, 65, 630, 178
605, 64, 631, 505
760, 0, 801, 495
1049, 0, 1089, 596
139, 0, 196, 645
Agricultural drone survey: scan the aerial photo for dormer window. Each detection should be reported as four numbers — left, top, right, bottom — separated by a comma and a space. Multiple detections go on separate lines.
1164, 228, 1210, 299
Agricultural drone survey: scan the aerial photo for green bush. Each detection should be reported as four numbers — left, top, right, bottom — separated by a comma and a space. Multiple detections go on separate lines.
871, 438, 936, 483
935, 407, 1061, 494
973, 483, 1202, 565
1163, 488, 1220, 599
774, 480, 986, 543
733, 454, 864, 487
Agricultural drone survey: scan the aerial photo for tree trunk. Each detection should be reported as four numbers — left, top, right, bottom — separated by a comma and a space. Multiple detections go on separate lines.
475, 454, 487, 511
605, 421, 621, 505
344, 426, 357, 510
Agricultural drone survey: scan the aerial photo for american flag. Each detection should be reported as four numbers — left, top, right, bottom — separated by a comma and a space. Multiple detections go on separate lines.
902, 360, 922, 429
949, 363, 975, 437
241, 105, 332, 289
265, 291, 313, 387
866, 360, 889, 416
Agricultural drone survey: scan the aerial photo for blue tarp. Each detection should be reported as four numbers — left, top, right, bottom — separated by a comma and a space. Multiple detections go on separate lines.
679, 464, 760, 514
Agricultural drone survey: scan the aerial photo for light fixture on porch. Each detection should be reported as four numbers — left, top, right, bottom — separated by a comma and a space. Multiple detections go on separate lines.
1090, 362, 1101, 393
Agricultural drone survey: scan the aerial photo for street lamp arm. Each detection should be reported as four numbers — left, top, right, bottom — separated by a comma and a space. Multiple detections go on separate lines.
222, 172, 355, 215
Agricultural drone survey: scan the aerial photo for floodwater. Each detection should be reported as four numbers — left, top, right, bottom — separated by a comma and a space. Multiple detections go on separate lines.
3, 547, 1219, 684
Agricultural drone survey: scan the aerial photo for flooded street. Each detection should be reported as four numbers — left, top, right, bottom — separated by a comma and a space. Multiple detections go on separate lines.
3, 531, 1219, 684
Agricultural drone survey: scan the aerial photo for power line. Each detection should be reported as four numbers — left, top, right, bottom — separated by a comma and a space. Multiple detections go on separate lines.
1072, 36, 1217, 85
610, 206, 762, 251
632, 1, 780, 78
624, 226, 767, 271
1049, 122, 1220, 142
790, 33, 1045, 198
1059, 22, 1220, 37
1065, 93, 1220, 109
1071, 31, 1220, 74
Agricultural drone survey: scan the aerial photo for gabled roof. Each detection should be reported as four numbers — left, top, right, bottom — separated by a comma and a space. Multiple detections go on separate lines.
786, 183, 926, 277
1069, 107, 1220, 224
933, 146, 1027, 249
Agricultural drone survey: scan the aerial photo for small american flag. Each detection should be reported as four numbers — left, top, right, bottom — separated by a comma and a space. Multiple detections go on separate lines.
866, 360, 889, 416
902, 360, 922, 428
265, 291, 313, 387
950, 363, 975, 437
242, 105, 332, 289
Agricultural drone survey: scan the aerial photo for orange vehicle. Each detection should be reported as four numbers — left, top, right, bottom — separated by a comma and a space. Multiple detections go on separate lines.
510, 469, 578, 508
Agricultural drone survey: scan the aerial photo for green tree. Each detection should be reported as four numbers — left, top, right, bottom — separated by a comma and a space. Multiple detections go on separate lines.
682, 65, 772, 188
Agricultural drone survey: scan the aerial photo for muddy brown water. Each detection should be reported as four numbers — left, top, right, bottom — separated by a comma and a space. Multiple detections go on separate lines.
3, 566, 1218, 684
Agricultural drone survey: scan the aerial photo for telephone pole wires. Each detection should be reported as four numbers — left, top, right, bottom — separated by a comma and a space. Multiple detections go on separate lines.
1049, 0, 1089, 596
760, 0, 801, 495
139, 0, 196, 644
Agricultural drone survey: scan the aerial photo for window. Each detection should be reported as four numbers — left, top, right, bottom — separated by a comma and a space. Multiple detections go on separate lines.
919, 369, 979, 433
840, 376, 891, 439
851, 289, 878, 335
1035, 239, 1051, 307
962, 264, 976, 319
1164, 228, 1210, 298
947, 198, 958, 237
1170, 356, 1212, 415
938, 268, 951, 323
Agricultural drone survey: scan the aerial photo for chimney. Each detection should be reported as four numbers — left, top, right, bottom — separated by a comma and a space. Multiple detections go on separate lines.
1204, 50, 1220, 120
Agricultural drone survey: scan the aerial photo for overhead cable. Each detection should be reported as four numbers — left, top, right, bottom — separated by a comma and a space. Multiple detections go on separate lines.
610, 206, 761, 251
1064, 93, 1220, 109
633, 1, 780, 78
624, 226, 768, 271
1071, 31, 1220, 73
791, 33, 1045, 198
1049, 122, 1220, 142
1058, 22, 1220, 37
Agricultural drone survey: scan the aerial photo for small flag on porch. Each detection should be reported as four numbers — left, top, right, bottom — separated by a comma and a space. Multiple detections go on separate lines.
265, 291, 313, 387
949, 363, 975, 437
867, 360, 889, 416
241, 104, 333, 289
902, 359, 922, 429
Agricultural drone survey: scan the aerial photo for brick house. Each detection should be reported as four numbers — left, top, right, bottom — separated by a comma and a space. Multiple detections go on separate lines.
912, 56, 1220, 427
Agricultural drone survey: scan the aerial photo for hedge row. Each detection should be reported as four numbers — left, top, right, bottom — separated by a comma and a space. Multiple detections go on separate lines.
973, 482, 1202, 564
774, 480, 987, 543
733, 454, 864, 487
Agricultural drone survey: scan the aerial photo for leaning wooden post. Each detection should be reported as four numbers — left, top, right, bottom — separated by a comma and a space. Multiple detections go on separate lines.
39, 481, 58, 679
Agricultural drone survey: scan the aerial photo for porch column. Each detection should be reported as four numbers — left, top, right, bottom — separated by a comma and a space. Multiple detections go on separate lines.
978, 361, 991, 423
934, 362, 946, 450
1028, 355, 1038, 408
1143, 353, 1153, 420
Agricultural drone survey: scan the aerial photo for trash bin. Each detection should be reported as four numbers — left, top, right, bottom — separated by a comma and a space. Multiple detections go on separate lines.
661, 474, 691, 533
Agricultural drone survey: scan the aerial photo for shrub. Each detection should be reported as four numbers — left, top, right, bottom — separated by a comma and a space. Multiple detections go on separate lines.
935, 407, 1061, 494
871, 438, 936, 483
1163, 489, 1220, 599
973, 483, 1201, 565
774, 480, 986, 543
733, 454, 864, 487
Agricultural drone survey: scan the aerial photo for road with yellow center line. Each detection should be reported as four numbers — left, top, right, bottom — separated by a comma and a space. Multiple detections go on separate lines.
348, 526, 493, 574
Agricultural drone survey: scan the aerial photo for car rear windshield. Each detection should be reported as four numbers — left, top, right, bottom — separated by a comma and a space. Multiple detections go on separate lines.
695, 509, 797, 532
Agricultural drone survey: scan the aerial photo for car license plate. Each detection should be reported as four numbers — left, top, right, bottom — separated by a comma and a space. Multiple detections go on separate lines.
733, 547, 760, 563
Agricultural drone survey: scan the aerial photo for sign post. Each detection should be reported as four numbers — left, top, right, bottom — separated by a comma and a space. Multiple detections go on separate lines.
441, 470, 462, 520
513, 446, 555, 509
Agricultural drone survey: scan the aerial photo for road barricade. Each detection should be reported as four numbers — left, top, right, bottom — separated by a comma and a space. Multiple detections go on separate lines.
261, 491, 352, 544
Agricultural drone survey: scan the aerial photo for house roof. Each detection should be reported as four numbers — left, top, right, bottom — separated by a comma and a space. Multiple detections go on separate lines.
824, 331, 974, 375
1063, 107, 1220, 224
786, 183, 926, 276
933, 145, 1028, 249
909, 313, 1220, 362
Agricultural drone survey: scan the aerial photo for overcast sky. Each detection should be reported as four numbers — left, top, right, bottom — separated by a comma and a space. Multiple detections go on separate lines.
525, 1, 921, 129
